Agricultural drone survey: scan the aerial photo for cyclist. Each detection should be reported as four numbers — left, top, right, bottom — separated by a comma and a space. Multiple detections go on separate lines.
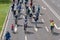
35, 12, 39, 22
37, 5, 40, 13
26, 6, 30, 15
28, 7, 33, 22
11, 24, 14, 32
25, 0, 28, 3
30, 0, 33, 7
35, 5, 40, 21
24, 22, 27, 32
13, 0, 15, 3
5, 31, 11, 40
17, 3, 22, 17
18, 0, 20, 4
11, 3, 14, 12
13, 4, 17, 17
14, 12, 18, 25
50, 19, 55, 33
24, 15, 28, 32
32, 5, 35, 13
33, 15, 38, 27
25, 0, 28, 6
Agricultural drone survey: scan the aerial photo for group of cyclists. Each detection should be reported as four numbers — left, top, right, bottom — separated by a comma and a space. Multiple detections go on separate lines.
11, 0, 41, 32
4, 0, 55, 40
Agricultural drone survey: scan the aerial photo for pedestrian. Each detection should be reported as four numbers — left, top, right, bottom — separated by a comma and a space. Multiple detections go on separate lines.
5, 31, 11, 40
50, 20, 55, 33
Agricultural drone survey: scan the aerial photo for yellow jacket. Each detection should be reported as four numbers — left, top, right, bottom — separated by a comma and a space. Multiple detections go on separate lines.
50, 22, 54, 26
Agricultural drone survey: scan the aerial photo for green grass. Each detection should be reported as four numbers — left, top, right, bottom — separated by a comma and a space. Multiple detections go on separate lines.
0, 0, 11, 4
0, 4, 10, 32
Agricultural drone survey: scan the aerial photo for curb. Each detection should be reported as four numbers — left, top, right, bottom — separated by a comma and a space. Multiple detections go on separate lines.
0, 6, 11, 40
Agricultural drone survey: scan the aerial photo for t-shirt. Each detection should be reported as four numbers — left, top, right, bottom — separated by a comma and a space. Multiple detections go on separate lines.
50, 22, 54, 26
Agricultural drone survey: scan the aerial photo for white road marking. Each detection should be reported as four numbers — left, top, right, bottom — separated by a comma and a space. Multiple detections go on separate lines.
2, 10, 11, 39
45, 26, 49, 32
40, 15, 41, 16
25, 35, 28, 40
41, 19, 45, 23
32, 18, 35, 22
54, 24, 58, 29
34, 27, 38, 32
52, 1, 55, 3
42, 6, 46, 10
42, 0, 60, 20
34, 25, 38, 32
54, 24, 60, 29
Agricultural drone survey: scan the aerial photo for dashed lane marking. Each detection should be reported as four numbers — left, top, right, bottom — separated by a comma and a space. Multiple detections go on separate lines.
42, 6, 46, 10
40, 15, 41, 16
42, 0, 60, 20
34, 24, 38, 32
54, 24, 60, 29
41, 19, 45, 23
45, 26, 49, 32
25, 35, 27, 40
34, 27, 38, 32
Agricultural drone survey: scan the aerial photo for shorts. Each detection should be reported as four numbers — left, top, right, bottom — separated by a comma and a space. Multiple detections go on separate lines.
29, 14, 33, 17
35, 17, 38, 21
50, 26, 54, 30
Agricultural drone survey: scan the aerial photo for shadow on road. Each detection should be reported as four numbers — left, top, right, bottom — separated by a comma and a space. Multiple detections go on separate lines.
40, 13, 44, 15
25, 31, 34, 35
17, 18, 23, 20
52, 32, 60, 36
27, 26, 34, 28
17, 24, 23, 27
36, 27, 43, 29
31, 22, 44, 24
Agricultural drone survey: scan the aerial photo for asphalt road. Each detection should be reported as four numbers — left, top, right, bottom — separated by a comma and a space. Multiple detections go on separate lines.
1, 0, 60, 40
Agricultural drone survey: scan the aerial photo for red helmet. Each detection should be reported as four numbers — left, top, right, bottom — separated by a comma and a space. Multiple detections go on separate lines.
50, 19, 54, 22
